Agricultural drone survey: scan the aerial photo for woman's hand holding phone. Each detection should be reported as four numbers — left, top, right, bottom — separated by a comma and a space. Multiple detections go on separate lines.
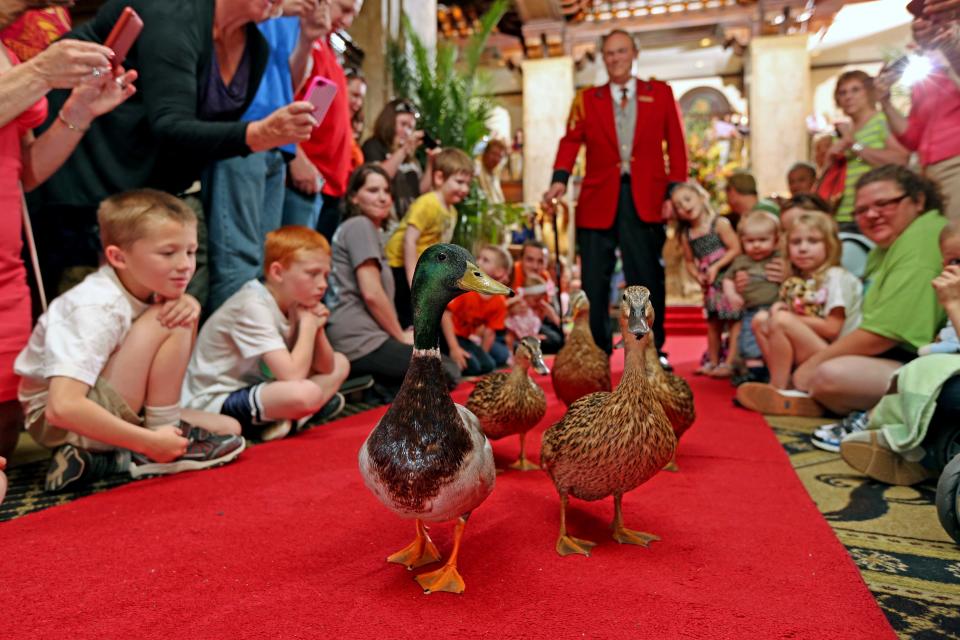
247, 102, 318, 152
28, 39, 114, 90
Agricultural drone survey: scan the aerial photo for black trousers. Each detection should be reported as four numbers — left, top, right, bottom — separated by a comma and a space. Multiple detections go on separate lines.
577, 178, 667, 353
317, 193, 342, 243
350, 337, 462, 391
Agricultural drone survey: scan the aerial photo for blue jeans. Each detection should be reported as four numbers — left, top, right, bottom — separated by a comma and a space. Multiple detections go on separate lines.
456, 336, 496, 376
282, 183, 323, 229
739, 306, 768, 361
203, 150, 286, 313
490, 332, 510, 367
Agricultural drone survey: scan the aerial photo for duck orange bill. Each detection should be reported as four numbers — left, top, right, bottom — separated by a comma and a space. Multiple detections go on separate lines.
457, 261, 513, 296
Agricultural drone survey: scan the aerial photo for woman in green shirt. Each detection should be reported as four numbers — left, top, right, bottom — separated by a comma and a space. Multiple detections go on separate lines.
738, 165, 946, 422
826, 71, 910, 230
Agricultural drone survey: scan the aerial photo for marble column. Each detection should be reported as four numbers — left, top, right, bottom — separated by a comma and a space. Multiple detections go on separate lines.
522, 56, 575, 206
746, 34, 810, 198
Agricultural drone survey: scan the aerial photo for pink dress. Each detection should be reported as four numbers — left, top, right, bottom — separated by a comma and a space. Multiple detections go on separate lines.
0, 47, 47, 402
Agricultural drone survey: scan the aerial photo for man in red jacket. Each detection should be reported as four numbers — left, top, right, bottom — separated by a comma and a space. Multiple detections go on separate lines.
543, 30, 687, 361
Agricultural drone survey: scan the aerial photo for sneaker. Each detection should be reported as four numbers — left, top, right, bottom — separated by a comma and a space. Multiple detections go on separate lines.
45, 444, 120, 493
128, 425, 245, 478
735, 383, 824, 417
810, 411, 869, 452
295, 392, 346, 432
840, 429, 934, 486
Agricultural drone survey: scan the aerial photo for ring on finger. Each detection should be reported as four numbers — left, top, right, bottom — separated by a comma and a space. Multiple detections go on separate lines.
91, 66, 103, 79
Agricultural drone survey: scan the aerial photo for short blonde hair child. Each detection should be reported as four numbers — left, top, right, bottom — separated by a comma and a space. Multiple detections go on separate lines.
738, 210, 780, 237
433, 147, 475, 180
787, 210, 841, 279
479, 244, 512, 274
264, 225, 331, 277
97, 189, 197, 249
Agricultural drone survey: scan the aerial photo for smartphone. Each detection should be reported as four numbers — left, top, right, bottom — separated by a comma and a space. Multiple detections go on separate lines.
422, 131, 440, 150
303, 76, 338, 125
104, 7, 143, 74
881, 55, 911, 78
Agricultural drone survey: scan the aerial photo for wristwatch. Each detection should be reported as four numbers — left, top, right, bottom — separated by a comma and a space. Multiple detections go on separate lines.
850, 142, 865, 158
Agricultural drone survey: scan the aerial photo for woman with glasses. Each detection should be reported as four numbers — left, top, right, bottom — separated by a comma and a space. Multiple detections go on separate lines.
736, 166, 947, 449
361, 99, 435, 229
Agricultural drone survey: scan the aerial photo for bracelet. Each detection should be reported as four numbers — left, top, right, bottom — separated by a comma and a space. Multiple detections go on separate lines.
58, 111, 90, 132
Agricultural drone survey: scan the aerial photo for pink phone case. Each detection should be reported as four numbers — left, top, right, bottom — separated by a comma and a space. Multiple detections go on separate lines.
304, 76, 338, 125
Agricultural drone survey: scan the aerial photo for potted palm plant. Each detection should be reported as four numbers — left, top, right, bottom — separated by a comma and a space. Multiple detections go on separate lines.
386, 0, 525, 253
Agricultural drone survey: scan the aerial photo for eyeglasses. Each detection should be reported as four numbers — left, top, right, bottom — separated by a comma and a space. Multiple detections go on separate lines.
852, 193, 910, 218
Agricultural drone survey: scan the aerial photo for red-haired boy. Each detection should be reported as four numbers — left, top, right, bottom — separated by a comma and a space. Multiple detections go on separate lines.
182, 226, 350, 440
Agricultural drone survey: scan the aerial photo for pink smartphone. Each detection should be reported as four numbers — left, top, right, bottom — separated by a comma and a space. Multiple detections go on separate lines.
104, 7, 143, 74
304, 76, 338, 125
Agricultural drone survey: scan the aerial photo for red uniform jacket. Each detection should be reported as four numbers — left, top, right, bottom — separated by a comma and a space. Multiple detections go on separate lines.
552, 79, 688, 228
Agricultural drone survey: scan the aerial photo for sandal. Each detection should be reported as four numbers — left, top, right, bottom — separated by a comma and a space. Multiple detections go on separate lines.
708, 363, 734, 379
694, 362, 716, 376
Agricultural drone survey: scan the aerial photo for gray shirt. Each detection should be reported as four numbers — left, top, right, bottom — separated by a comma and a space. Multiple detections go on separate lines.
327, 216, 395, 361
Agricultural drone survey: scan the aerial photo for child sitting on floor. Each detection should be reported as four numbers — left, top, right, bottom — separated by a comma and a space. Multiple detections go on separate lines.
505, 275, 564, 354
736, 210, 862, 409
384, 147, 474, 328
921, 222, 960, 356
441, 244, 512, 376
14, 190, 245, 493
721, 211, 782, 384
182, 226, 351, 441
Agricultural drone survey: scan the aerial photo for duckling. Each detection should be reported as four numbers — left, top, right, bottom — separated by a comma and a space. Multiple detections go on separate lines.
551, 290, 611, 406
358, 244, 512, 594
466, 336, 550, 471
541, 286, 677, 557
643, 323, 695, 472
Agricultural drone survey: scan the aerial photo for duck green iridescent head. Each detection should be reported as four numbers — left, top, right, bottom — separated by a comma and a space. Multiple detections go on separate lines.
619, 285, 652, 340
411, 244, 513, 350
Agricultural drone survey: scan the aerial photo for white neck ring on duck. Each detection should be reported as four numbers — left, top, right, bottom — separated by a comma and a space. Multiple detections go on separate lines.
413, 347, 442, 359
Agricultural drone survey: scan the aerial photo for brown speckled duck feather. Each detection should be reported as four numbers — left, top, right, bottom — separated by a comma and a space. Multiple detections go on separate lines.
541, 334, 676, 503
468, 368, 546, 441
551, 317, 610, 407
644, 341, 695, 440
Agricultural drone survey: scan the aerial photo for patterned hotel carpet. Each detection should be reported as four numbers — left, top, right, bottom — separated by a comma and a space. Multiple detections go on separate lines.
767, 415, 960, 639
4, 398, 960, 638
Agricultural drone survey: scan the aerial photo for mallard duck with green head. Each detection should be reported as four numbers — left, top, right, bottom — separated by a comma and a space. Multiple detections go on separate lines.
358, 244, 512, 594
541, 286, 677, 557
466, 336, 550, 471
551, 290, 611, 407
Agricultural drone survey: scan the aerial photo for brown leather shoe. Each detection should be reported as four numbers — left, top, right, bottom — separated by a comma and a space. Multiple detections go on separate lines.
841, 430, 934, 486
735, 382, 825, 417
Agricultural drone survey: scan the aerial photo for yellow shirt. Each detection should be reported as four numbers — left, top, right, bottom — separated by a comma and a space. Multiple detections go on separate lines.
385, 191, 458, 268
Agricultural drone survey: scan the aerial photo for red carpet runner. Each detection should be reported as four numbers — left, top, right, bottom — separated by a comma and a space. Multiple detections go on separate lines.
0, 337, 894, 639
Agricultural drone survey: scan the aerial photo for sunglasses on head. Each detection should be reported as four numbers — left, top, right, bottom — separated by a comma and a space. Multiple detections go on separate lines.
394, 101, 420, 118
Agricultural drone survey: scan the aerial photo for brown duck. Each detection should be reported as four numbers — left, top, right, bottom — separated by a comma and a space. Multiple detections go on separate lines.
643, 321, 695, 471
466, 336, 550, 471
551, 290, 611, 406
541, 286, 677, 557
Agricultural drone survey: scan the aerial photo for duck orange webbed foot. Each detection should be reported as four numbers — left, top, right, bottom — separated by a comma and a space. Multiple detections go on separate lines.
508, 456, 540, 471
387, 520, 442, 570
612, 526, 660, 547
556, 534, 597, 557
414, 563, 466, 594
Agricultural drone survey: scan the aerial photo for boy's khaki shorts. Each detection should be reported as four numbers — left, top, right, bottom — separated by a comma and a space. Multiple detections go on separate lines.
26, 378, 142, 452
